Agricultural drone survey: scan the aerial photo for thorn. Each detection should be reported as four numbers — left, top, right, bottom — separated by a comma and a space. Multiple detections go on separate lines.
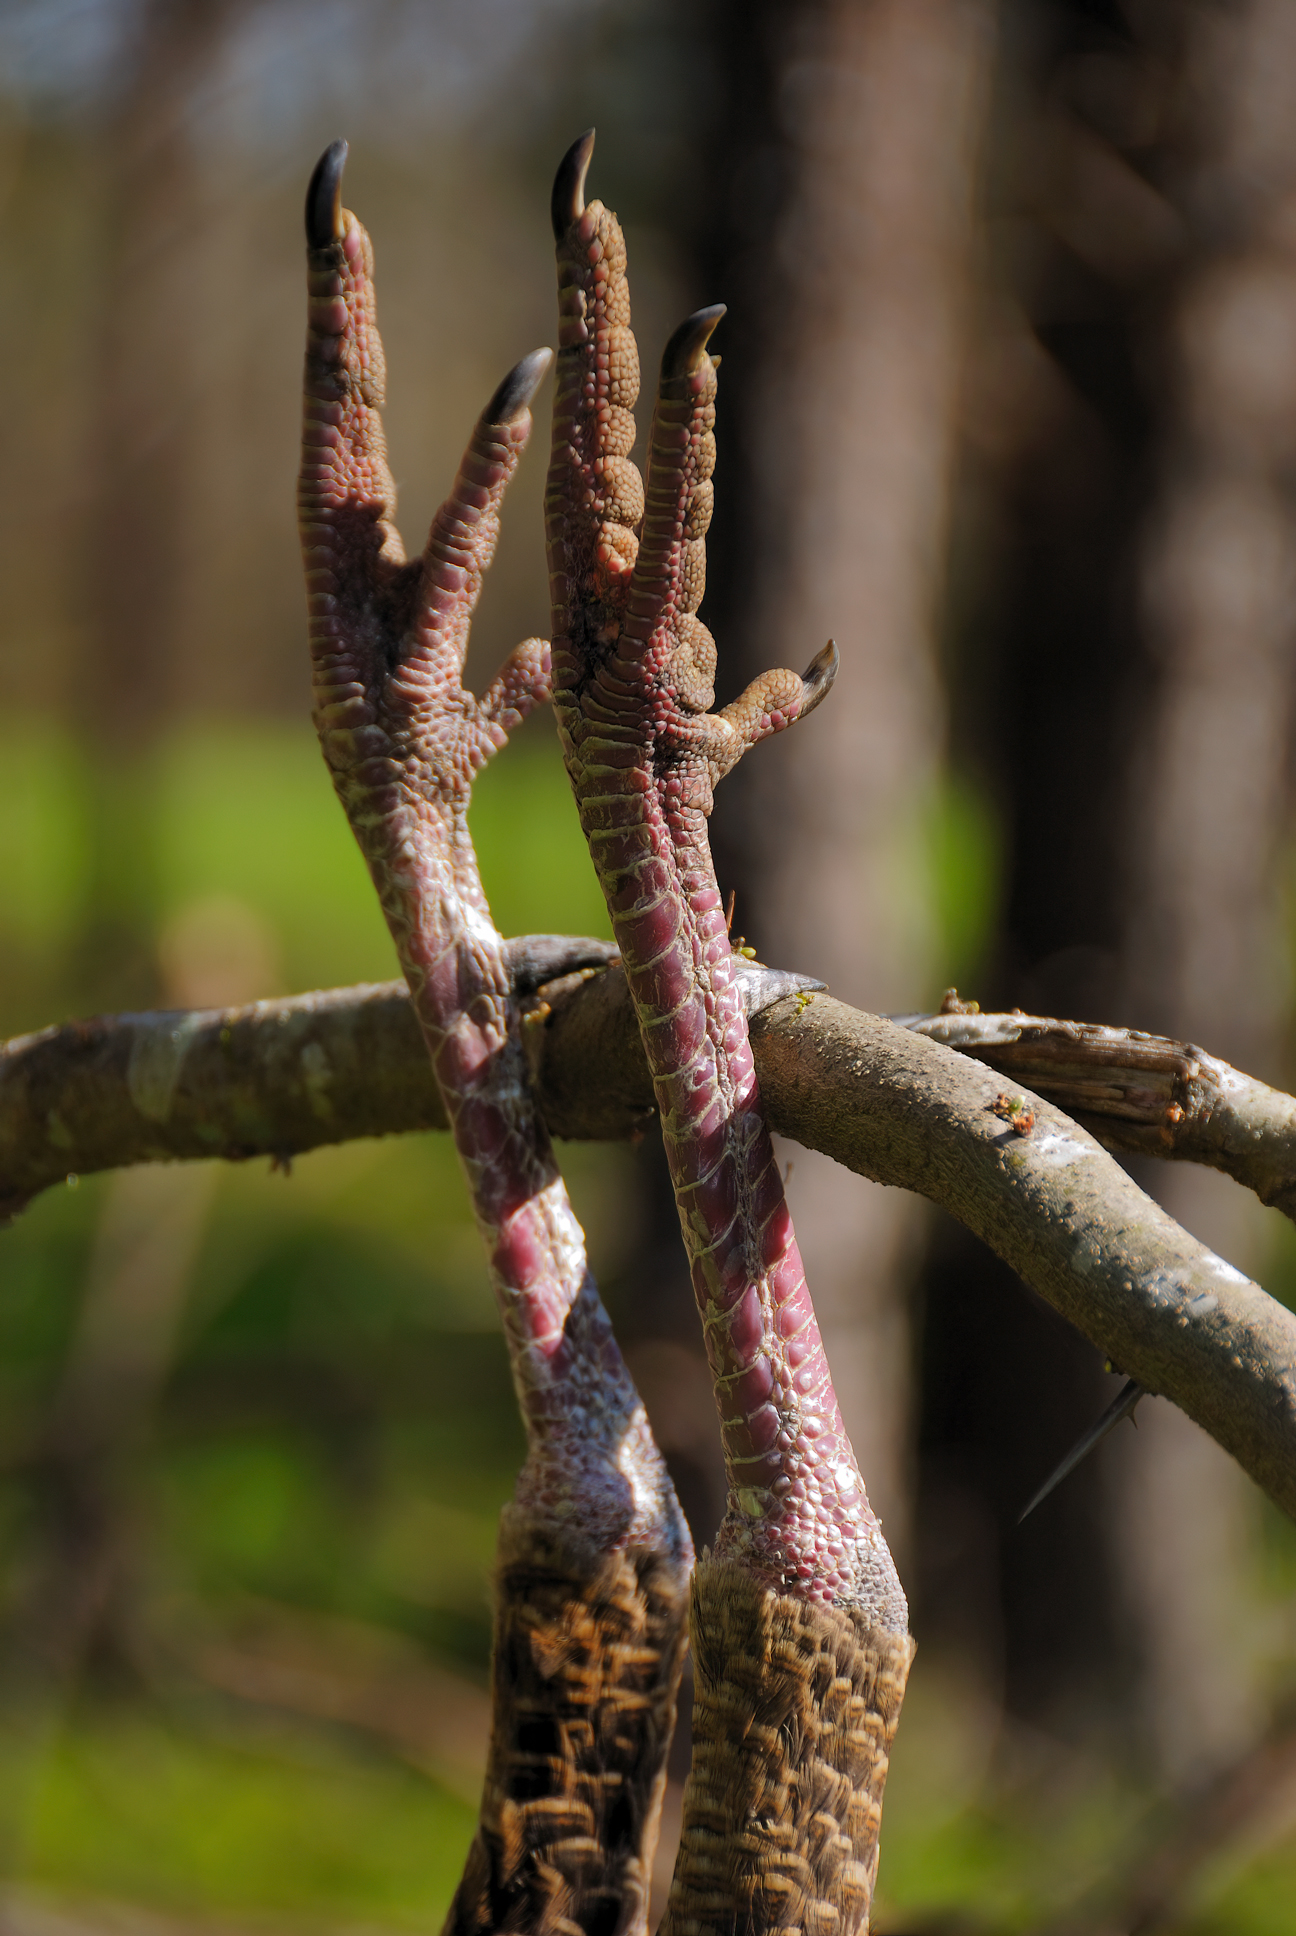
1018, 1377, 1144, 1524
799, 639, 839, 718
661, 304, 727, 381
485, 348, 555, 425
552, 129, 595, 239
306, 139, 348, 249
724, 888, 737, 935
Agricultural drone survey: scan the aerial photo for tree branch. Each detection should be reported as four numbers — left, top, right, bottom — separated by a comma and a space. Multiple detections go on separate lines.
0, 980, 444, 1218
748, 997, 1296, 1526
5, 966, 1296, 1522
0, 941, 802, 1212
902, 1006, 1296, 1219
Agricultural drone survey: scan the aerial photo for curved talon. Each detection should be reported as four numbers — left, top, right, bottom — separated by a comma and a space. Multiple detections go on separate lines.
551, 128, 595, 240
305, 138, 348, 249
485, 348, 554, 426
661, 304, 727, 381
800, 638, 840, 718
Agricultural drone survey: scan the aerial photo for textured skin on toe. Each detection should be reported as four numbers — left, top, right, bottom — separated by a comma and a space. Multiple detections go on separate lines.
299, 153, 692, 1936
658, 1560, 914, 1936
446, 1513, 692, 1936
546, 143, 904, 1631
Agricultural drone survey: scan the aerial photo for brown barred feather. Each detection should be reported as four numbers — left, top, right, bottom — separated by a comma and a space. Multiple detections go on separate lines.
445, 1513, 692, 1936
660, 1561, 914, 1936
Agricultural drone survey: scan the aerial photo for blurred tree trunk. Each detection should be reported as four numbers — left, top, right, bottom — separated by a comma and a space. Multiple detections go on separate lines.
0, 1, 252, 1879
73, 0, 248, 1010
926, 0, 1296, 1767
689, 0, 996, 1568
1113, 0, 1296, 1778
917, 0, 1163, 1731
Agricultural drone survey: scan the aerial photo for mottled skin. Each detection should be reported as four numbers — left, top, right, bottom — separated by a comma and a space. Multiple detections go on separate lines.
545, 134, 905, 1634
299, 142, 691, 1936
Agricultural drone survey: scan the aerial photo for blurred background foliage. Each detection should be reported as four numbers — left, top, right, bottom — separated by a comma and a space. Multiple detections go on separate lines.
3, 0, 1296, 1930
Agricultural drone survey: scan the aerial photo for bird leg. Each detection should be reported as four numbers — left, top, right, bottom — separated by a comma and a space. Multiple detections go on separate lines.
300, 140, 693, 1936
546, 133, 914, 1936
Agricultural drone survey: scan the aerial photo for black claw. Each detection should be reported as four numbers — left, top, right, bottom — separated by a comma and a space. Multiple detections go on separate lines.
485, 348, 554, 426
551, 129, 595, 240
799, 639, 839, 718
306, 139, 348, 249
661, 304, 726, 382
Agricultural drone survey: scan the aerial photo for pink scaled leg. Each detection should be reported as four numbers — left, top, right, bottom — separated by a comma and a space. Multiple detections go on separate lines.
546, 133, 912, 1936
300, 141, 692, 1936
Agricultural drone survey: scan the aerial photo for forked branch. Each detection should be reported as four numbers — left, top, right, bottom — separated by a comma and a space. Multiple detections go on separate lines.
5, 969, 1296, 1519
8, 972, 1296, 1220
903, 1004, 1296, 1218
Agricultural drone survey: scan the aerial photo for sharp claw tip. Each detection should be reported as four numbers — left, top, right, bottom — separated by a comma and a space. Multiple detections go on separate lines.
305, 139, 348, 249
798, 639, 839, 715
551, 128, 596, 239
486, 348, 555, 424
806, 638, 839, 682
661, 303, 727, 381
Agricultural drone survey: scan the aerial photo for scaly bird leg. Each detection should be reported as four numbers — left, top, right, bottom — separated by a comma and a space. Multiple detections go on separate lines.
299, 140, 693, 1936
546, 132, 913, 1936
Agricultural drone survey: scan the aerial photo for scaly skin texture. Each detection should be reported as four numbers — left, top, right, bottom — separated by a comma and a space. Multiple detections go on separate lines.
545, 134, 906, 1634
298, 143, 691, 1936
544, 131, 911, 1936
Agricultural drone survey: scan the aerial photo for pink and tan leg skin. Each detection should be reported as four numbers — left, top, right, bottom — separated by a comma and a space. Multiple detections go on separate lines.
545, 135, 913, 1936
299, 143, 692, 1936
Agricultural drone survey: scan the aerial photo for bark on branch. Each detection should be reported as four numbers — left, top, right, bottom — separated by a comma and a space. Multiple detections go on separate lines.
4, 962, 1296, 1523
8, 963, 1296, 1214
902, 1007, 1296, 1219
